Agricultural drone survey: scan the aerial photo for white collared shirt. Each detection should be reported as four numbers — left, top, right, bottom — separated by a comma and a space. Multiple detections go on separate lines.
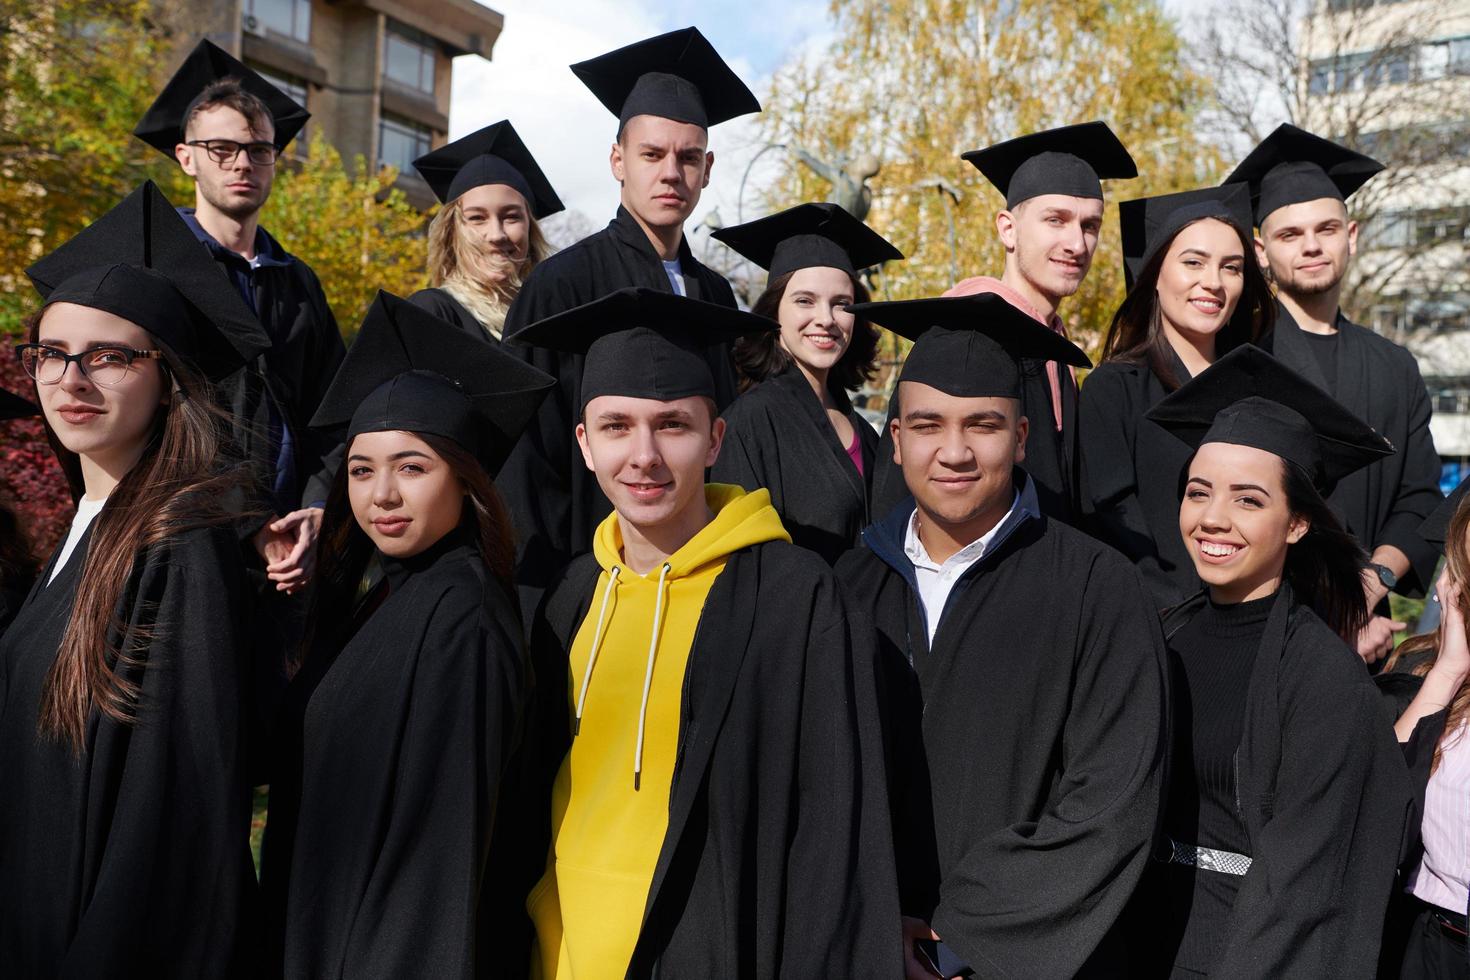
904, 491, 1020, 644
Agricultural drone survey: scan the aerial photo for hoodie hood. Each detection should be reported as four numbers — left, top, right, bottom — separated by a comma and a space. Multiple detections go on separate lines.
592, 483, 790, 579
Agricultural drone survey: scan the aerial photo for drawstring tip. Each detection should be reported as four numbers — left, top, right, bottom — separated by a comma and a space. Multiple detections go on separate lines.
634, 769, 641, 791
572, 717, 581, 737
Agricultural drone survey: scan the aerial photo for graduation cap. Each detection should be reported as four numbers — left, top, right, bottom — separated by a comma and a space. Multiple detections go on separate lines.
134, 38, 311, 155
1223, 123, 1384, 225
962, 121, 1138, 209
25, 181, 272, 381
412, 120, 564, 216
0, 387, 39, 421
710, 202, 903, 282
570, 27, 760, 132
1146, 344, 1393, 494
509, 287, 774, 411
848, 294, 1091, 400
1119, 183, 1254, 290
311, 291, 555, 475
1419, 478, 1463, 548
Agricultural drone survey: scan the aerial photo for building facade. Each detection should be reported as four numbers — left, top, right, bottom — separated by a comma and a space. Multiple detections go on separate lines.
176, 0, 503, 208
1301, 0, 1470, 489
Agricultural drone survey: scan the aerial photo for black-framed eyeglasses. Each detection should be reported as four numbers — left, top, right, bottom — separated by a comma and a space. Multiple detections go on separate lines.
186, 138, 280, 167
15, 344, 165, 387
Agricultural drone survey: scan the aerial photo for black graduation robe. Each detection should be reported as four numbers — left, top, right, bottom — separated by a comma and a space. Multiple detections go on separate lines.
0, 522, 255, 978
836, 475, 1167, 977
711, 363, 878, 564
1078, 355, 1200, 608
497, 207, 741, 618
869, 358, 1077, 526
260, 532, 527, 980
1264, 305, 1442, 595
507, 540, 901, 978
1127, 586, 1413, 977
408, 287, 495, 342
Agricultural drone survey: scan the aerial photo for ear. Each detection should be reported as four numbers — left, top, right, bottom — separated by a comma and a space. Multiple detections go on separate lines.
1013, 413, 1029, 464
1346, 219, 1359, 257
704, 416, 726, 468
609, 142, 625, 183
1286, 514, 1310, 545
177, 143, 198, 177
575, 422, 596, 472
1253, 233, 1268, 270
702, 149, 714, 189
995, 209, 1018, 252
889, 416, 903, 467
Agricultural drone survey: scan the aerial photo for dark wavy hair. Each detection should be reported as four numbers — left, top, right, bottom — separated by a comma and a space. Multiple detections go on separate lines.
732, 269, 876, 395
1280, 461, 1371, 641
299, 431, 518, 668
1101, 216, 1274, 391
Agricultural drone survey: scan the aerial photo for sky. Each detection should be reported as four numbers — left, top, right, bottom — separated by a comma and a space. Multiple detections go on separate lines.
447, 0, 834, 262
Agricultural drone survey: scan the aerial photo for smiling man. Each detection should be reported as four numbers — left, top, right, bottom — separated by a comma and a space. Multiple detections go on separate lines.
1226, 124, 1443, 664
869, 122, 1137, 525
498, 27, 760, 619
838, 294, 1167, 979
508, 287, 899, 979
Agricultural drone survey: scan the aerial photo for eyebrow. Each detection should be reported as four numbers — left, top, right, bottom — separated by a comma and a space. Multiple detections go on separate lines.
1187, 476, 1271, 495
37, 339, 134, 350
346, 450, 431, 463
1180, 248, 1246, 261
903, 409, 1007, 424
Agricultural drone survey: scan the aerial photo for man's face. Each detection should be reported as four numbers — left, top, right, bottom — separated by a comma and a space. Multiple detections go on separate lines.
1256, 197, 1357, 297
576, 394, 724, 533
610, 115, 712, 232
891, 381, 1027, 535
996, 194, 1104, 303
176, 104, 276, 220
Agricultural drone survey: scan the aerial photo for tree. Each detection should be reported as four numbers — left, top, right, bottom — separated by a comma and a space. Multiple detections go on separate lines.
748, 0, 1223, 399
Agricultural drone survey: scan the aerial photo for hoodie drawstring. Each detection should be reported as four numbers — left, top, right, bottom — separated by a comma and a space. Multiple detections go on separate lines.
573, 565, 621, 736
634, 562, 672, 791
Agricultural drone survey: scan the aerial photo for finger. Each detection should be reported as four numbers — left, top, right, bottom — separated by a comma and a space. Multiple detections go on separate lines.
283, 536, 310, 566
1390, 621, 1408, 631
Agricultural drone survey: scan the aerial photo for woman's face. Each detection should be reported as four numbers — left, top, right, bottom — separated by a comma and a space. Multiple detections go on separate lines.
1155, 218, 1247, 346
346, 430, 465, 558
33, 303, 168, 473
457, 183, 532, 281
776, 266, 857, 378
1179, 441, 1308, 603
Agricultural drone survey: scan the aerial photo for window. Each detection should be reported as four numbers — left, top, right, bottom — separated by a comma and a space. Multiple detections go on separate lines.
244, 0, 310, 44
384, 22, 436, 94
1309, 37, 1470, 93
378, 114, 433, 173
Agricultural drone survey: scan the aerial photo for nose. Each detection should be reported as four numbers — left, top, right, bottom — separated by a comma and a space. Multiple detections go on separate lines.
371, 471, 402, 509
1198, 494, 1231, 533
1300, 230, 1322, 255
658, 154, 681, 185
1199, 264, 1224, 292
629, 424, 663, 471
1060, 219, 1087, 255
57, 359, 93, 394
935, 425, 972, 467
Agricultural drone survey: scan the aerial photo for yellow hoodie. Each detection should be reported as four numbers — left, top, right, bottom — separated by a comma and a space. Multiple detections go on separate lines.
529, 484, 790, 980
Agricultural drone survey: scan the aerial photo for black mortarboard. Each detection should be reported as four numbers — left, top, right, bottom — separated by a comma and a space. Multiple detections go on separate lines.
710, 202, 903, 282
311, 292, 555, 475
570, 27, 760, 131
848, 294, 1091, 400
0, 387, 39, 421
1120, 183, 1254, 290
412, 120, 564, 216
1146, 345, 1392, 493
509, 287, 773, 411
25, 181, 271, 381
134, 39, 311, 155
1223, 123, 1384, 225
1419, 478, 1462, 548
962, 121, 1138, 209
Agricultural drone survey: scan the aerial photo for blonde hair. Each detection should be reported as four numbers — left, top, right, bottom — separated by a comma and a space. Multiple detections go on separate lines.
1387, 496, 1470, 773
426, 197, 550, 340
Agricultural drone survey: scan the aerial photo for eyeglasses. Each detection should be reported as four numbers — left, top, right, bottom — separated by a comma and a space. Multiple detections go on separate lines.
16, 344, 164, 387
186, 138, 280, 167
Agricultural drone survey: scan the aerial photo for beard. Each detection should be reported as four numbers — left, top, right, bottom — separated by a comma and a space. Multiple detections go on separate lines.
1277, 264, 1342, 296
199, 178, 267, 222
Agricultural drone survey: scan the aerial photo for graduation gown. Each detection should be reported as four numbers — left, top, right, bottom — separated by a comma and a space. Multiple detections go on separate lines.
836, 477, 1167, 977
869, 359, 1077, 526
711, 363, 878, 564
0, 522, 255, 978
408, 287, 494, 341
1264, 305, 1442, 595
260, 532, 527, 980
510, 540, 901, 978
1128, 586, 1413, 978
1078, 355, 1200, 607
497, 207, 741, 616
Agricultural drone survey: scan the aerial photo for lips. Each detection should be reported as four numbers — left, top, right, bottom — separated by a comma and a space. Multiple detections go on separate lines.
372, 516, 412, 536
804, 333, 840, 351
1196, 538, 1243, 563
1188, 296, 1224, 315
55, 403, 103, 424
623, 481, 671, 502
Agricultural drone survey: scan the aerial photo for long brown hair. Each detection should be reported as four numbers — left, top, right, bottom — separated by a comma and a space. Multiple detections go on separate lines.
426, 197, 550, 339
1278, 460, 1371, 642
1387, 495, 1470, 773
300, 431, 518, 667
25, 311, 241, 753
733, 269, 876, 395
1101, 217, 1274, 391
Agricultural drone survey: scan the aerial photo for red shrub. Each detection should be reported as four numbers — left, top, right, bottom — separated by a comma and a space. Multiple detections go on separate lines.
0, 341, 74, 563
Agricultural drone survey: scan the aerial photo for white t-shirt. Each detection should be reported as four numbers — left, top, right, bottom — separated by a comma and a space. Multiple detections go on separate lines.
661, 258, 687, 296
48, 495, 107, 585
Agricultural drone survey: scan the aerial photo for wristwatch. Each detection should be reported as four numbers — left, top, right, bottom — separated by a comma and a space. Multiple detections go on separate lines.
1370, 562, 1398, 591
